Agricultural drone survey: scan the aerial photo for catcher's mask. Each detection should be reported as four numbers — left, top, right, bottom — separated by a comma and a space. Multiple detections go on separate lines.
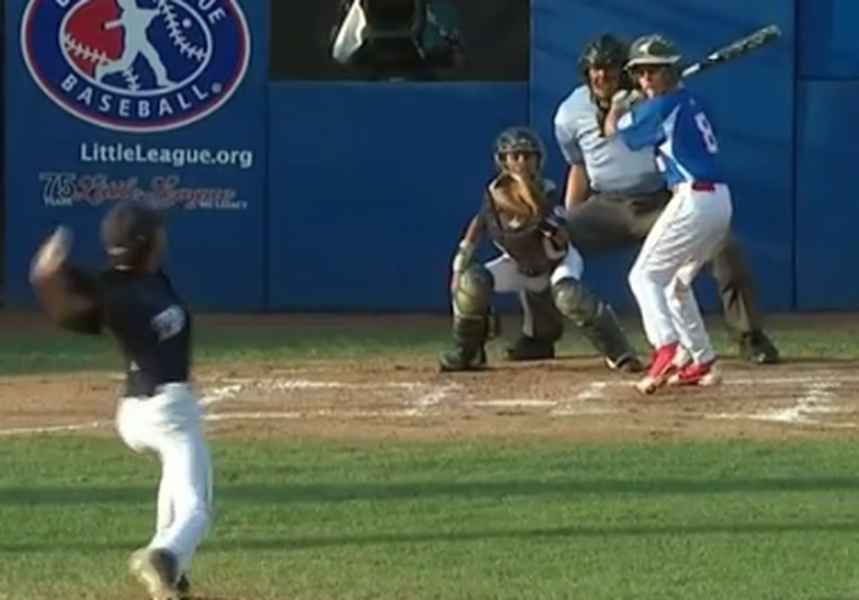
100, 200, 165, 271
493, 126, 545, 175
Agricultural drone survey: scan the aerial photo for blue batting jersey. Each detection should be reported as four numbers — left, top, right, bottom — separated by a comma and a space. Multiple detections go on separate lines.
615, 87, 723, 187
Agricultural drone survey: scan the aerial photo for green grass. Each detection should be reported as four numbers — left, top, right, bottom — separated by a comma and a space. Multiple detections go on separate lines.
3, 438, 859, 599
3, 315, 859, 598
3, 314, 859, 374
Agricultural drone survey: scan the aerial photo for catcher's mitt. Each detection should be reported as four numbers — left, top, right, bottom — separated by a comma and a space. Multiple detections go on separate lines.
488, 172, 543, 227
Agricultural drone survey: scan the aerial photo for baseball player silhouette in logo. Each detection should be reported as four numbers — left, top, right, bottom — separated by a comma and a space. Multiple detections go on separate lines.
95, 0, 173, 87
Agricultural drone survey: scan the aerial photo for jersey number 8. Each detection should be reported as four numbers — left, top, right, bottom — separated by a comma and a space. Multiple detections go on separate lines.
694, 113, 719, 153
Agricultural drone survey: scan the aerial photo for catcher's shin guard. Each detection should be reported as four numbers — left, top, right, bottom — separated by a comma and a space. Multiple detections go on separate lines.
439, 315, 490, 372
551, 278, 642, 371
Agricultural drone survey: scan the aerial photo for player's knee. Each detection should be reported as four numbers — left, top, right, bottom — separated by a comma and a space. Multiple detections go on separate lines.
665, 275, 691, 303
551, 277, 598, 325
454, 265, 493, 316
628, 261, 671, 292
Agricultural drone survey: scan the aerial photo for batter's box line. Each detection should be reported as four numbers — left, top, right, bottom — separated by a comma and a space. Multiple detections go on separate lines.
706, 412, 857, 429
548, 382, 619, 417
588, 374, 859, 388
218, 378, 433, 391
206, 408, 418, 422
403, 384, 461, 416
0, 421, 105, 437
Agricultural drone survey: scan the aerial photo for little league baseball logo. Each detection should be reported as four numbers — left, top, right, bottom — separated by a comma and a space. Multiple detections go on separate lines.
20, 0, 250, 133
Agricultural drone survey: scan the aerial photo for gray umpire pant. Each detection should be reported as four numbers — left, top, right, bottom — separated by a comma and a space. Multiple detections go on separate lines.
519, 189, 764, 343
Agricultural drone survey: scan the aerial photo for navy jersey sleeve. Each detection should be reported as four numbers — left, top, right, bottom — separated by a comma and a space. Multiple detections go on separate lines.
615, 97, 669, 151
60, 266, 104, 335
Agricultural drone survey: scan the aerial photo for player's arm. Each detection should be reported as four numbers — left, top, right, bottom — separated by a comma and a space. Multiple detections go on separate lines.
604, 98, 666, 150
452, 213, 484, 275
554, 108, 591, 210
29, 228, 103, 336
564, 164, 590, 212
539, 205, 570, 246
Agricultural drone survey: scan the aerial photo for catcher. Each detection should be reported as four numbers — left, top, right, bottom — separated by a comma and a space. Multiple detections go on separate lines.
438, 126, 640, 371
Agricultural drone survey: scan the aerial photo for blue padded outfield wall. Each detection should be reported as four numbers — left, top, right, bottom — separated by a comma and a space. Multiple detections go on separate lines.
2, 0, 855, 311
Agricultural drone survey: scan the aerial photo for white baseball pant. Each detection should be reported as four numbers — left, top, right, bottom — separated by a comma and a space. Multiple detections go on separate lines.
116, 383, 212, 572
628, 182, 733, 363
485, 244, 584, 293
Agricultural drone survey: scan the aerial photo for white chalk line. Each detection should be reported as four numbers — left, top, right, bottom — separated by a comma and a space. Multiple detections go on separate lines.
5, 372, 859, 436
706, 380, 855, 427
404, 385, 455, 416
589, 374, 859, 388
548, 382, 616, 417
0, 421, 104, 437
469, 399, 557, 408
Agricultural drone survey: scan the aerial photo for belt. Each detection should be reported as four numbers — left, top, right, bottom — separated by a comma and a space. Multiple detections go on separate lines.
127, 381, 192, 400
671, 181, 716, 194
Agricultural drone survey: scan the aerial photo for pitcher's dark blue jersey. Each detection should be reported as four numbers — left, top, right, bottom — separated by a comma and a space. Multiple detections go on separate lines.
64, 267, 192, 397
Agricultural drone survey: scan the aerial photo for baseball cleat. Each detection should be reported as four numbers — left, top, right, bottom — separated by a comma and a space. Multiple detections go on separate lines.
504, 336, 556, 361
740, 331, 780, 365
176, 573, 191, 600
438, 346, 487, 372
668, 359, 722, 387
129, 547, 181, 600
605, 353, 645, 373
635, 342, 679, 394
671, 345, 691, 369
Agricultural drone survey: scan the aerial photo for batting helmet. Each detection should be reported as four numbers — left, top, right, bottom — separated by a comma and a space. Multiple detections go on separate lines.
626, 34, 682, 68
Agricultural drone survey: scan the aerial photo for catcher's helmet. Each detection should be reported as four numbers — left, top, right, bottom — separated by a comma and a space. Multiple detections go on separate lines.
626, 34, 682, 68
579, 33, 628, 73
493, 126, 545, 170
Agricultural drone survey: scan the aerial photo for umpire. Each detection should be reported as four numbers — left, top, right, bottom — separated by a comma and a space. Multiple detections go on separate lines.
506, 33, 780, 365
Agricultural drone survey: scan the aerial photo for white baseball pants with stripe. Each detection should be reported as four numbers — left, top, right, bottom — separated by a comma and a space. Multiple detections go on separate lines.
628, 182, 733, 364
116, 383, 212, 572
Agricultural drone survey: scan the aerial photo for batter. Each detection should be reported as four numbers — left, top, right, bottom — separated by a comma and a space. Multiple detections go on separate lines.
509, 33, 780, 366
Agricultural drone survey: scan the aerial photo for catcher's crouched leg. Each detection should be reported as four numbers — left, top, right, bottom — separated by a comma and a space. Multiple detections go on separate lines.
505, 290, 562, 361
439, 265, 498, 372
551, 277, 644, 372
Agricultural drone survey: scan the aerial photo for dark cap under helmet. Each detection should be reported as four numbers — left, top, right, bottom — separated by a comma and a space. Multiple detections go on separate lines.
493, 126, 545, 170
100, 200, 163, 268
579, 33, 628, 73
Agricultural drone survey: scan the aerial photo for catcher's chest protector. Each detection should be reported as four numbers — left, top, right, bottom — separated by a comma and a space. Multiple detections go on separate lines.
480, 184, 564, 275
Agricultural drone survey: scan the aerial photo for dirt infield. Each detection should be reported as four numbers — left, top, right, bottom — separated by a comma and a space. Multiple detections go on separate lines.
2, 312, 859, 442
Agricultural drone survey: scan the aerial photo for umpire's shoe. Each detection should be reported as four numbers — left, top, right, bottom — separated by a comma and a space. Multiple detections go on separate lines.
129, 547, 181, 600
504, 336, 556, 361
439, 345, 487, 372
740, 331, 780, 364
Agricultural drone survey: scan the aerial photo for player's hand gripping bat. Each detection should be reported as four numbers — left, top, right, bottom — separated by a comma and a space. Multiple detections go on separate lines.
681, 25, 782, 78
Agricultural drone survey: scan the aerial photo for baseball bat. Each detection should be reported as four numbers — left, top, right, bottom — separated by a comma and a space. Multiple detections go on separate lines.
103, 19, 121, 31
681, 24, 782, 78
